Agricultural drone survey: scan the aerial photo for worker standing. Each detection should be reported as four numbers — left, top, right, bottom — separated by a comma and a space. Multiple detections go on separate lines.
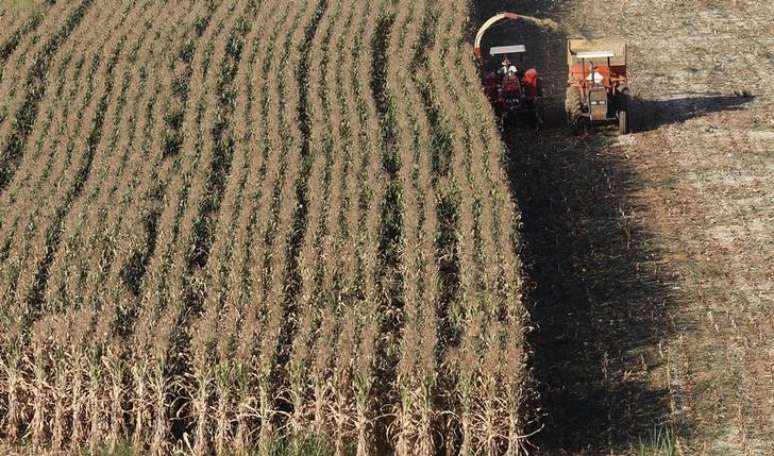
497, 57, 511, 79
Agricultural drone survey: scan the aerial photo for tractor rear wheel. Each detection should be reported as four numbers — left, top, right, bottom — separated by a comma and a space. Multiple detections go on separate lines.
617, 88, 630, 134
618, 110, 628, 134
565, 87, 582, 133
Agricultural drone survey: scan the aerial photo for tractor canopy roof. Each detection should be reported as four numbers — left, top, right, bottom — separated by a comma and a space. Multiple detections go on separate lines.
490, 44, 526, 56
568, 38, 626, 66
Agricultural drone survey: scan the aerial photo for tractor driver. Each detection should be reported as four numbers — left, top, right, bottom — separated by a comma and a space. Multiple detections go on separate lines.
502, 65, 520, 95
497, 57, 511, 78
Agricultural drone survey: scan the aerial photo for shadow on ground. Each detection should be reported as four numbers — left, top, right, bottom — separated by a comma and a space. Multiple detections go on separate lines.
504, 127, 677, 455
631, 94, 754, 132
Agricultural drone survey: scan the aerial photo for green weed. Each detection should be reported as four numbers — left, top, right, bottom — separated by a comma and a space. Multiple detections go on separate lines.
636, 425, 678, 456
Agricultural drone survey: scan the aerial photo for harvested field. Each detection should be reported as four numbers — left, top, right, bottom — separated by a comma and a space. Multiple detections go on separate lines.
1, 0, 772, 455
476, 0, 773, 455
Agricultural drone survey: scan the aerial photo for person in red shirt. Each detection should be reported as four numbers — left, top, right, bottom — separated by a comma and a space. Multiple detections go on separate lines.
521, 68, 539, 98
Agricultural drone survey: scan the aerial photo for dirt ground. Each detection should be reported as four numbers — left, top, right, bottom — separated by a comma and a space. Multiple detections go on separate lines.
476, 0, 773, 454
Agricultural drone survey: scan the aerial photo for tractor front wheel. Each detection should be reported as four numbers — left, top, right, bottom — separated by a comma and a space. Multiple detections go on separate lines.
565, 87, 582, 133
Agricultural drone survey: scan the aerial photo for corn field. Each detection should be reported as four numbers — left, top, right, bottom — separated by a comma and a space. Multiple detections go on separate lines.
0, 1, 528, 454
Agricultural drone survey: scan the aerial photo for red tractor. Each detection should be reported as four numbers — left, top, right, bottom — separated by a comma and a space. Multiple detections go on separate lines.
475, 13, 542, 127
566, 39, 630, 134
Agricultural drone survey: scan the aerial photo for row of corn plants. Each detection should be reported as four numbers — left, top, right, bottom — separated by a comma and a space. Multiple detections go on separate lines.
314, 2, 365, 451
0, 12, 112, 441
0, 0, 94, 191
0, 0, 531, 453
0, 3, 99, 272
0, 1, 164, 452
45, 0, 172, 320
381, 0, 448, 454
0, 0, 104, 262
0, 0, 130, 325
70, 4, 199, 453
0, 1, 80, 126
135, 1, 250, 452
245, 0, 310, 452
254, 0, 325, 451
100, 0, 215, 329
38, 8, 176, 448
187, 1, 263, 454
0, 1, 124, 342
128, 3, 232, 452
19, 2, 169, 451
423, 2, 486, 453
0, 1, 52, 74
16, 1, 215, 453
218, 0, 296, 450
350, 1, 391, 452
437, 0, 530, 453
284, 0, 338, 444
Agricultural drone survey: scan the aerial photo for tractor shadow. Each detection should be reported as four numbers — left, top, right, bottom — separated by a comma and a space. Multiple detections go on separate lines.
630, 94, 755, 132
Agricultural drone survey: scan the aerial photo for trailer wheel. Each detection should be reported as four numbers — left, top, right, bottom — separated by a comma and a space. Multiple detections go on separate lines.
617, 88, 630, 134
566, 87, 582, 133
